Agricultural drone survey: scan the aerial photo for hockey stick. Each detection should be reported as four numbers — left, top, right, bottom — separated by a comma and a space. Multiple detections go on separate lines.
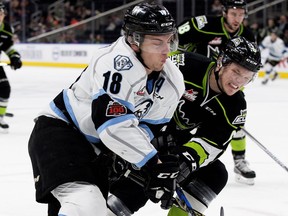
220, 206, 224, 216
175, 186, 195, 216
242, 128, 288, 173
5, 112, 14, 117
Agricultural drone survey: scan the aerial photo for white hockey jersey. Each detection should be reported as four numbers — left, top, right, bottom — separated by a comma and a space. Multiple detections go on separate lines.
41, 36, 185, 167
260, 35, 288, 61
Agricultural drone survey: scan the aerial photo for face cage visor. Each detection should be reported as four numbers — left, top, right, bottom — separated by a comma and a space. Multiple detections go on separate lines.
129, 30, 179, 54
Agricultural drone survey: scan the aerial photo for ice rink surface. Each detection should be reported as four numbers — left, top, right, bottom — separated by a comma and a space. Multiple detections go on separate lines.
1, 66, 288, 216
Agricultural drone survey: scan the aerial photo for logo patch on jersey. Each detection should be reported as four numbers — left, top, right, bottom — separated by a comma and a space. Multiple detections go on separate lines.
170, 53, 185, 68
231, 37, 242, 47
106, 101, 127, 116
232, 109, 247, 124
136, 86, 146, 96
195, 15, 208, 30
114, 55, 133, 71
208, 37, 222, 45
134, 99, 153, 119
153, 92, 164, 100
183, 89, 198, 101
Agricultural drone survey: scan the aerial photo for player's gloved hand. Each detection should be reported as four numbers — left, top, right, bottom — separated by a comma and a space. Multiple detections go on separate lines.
112, 154, 127, 175
10, 55, 22, 70
172, 146, 198, 184
151, 132, 176, 154
143, 155, 179, 206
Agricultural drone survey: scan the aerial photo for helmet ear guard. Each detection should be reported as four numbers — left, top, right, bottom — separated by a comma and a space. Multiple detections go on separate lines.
126, 32, 143, 47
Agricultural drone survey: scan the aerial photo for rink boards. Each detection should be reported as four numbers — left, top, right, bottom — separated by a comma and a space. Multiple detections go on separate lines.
2, 43, 288, 78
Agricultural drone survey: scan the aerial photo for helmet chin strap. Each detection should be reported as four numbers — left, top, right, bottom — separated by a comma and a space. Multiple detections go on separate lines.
214, 65, 225, 94
136, 50, 150, 70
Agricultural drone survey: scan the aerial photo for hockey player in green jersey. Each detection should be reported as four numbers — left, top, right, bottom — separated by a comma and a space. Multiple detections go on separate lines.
176, 0, 257, 185
0, 3, 22, 133
108, 36, 262, 216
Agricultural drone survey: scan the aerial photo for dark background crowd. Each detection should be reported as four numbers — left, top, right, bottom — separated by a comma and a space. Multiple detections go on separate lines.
3, 0, 288, 45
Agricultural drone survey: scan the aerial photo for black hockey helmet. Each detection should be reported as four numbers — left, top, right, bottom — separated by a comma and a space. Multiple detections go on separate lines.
123, 2, 178, 52
221, 0, 247, 15
123, 2, 176, 36
0, 3, 5, 13
221, 0, 247, 10
219, 36, 262, 72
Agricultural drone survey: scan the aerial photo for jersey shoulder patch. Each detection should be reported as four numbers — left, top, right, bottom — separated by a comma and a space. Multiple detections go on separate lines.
195, 15, 208, 30
232, 109, 247, 125
114, 55, 133, 71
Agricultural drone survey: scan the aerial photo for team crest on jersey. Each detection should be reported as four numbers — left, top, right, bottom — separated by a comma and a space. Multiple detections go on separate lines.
232, 109, 247, 124
195, 15, 208, 30
134, 99, 153, 119
114, 55, 133, 71
106, 101, 127, 116
183, 89, 198, 101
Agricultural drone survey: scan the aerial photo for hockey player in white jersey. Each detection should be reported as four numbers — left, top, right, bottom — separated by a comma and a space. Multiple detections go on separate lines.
260, 30, 288, 84
28, 2, 184, 216
107, 36, 262, 216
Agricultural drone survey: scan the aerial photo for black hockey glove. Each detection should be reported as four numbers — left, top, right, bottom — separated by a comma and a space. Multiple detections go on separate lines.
9, 54, 22, 70
173, 146, 198, 184
143, 155, 180, 206
112, 154, 128, 175
151, 132, 176, 154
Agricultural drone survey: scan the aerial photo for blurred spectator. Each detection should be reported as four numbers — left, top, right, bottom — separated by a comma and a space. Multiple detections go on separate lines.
12, 34, 20, 43
259, 17, 279, 41
104, 14, 123, 43
277, 15, 287, 37
209, 0, 222, 16
282, 28, 288, 46
250, 21, 262, 44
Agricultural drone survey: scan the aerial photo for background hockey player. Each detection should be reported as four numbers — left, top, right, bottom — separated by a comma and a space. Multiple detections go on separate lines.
108, 36, 262, 216
175, 0, 257, 185
0, 3, 22, 133
260, 30, 288, 84
28, 2, 185, 216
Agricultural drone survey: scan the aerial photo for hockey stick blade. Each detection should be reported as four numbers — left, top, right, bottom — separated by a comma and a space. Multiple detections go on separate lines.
220, 206, 224, 216
5, 112, 14, 117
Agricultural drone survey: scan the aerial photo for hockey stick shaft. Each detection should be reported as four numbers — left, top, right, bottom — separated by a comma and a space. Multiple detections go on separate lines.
242, 128, 288, 173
